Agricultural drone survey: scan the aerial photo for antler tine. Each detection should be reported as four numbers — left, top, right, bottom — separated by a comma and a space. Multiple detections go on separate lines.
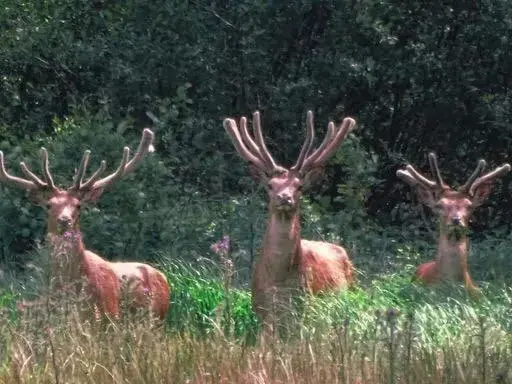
40, 148, 56, 190
239, 116, 263, 157
469, 163, 512, 196
459, 159, 486, 193
20, 161, 46, 188
123, 128, 155, 174
86, 148, 129, 191
291, 110, 315, 172
301, 121, 335, 170
301, 117, 356, 171
77, 160, 107, 190
315, 117, 356, 164
396, 168, 418, 186
72, 150, 91, 189
73, 128, 154, 193
252, 111, 280, 170
397, 164, 437, 189
17, 147, 60, 190
223, 118, 268, 172
0, 151, 37, 190
427, 152, 446, 188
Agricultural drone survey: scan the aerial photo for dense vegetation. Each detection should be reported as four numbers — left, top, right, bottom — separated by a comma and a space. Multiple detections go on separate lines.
1, 0, 512, 265
1, 1, 512, 382
2, 258, 512, 382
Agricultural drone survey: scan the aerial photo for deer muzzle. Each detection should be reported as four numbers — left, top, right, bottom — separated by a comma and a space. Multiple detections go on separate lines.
446, 216, 469, 241
275, 194, 294, 209
56, 216, 72, 231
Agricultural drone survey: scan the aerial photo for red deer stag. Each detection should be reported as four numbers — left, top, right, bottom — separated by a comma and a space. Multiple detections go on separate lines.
397, 152, 510, 294
0, 129, 170, 319
224, 110, 356, 325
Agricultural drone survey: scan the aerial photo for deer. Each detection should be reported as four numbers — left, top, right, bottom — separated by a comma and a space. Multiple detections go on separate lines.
396, 152, 511, 295
0, 129, 170, 319
223, 110, 356, 327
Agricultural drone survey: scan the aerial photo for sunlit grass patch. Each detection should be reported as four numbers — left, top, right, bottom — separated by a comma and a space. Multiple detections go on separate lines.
1, 261, 512, 383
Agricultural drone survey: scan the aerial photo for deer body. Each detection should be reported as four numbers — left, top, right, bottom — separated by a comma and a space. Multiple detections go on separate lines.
416, 236, 471, 285
112, 261, 170, 319
48, 231, 120, 316
300, 239, 353, 293
397, 153, 510, 293
252, 211, 302, 317
224, 111, 356, 324
253, 213, 352, 303
1, 129, 170, 319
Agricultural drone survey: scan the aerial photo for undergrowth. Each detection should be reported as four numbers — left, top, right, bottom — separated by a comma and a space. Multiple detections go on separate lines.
1, 255, 512, 383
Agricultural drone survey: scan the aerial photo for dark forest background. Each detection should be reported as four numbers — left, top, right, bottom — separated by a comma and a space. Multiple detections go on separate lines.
1, 0, 512, 282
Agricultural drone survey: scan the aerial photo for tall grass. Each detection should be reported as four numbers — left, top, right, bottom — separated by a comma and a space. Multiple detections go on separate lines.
1, 255, 512, 383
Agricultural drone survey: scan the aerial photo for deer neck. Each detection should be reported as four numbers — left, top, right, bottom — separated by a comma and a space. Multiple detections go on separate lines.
435, 223, 469, 280
46, 228, 87, 287
260, 209, 302, 280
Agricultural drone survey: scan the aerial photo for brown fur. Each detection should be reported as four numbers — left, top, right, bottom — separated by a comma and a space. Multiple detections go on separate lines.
300, 239, 354, 293
53, 233, 120, 317
412, 192, 479, 295
415, 218, 473, 287
223, 111, 357, 327
44, 190, 170, 319
398, 155, 511, 295
113, 261, 170, 319
1, 130, 170, 320
251, 171, 354, 324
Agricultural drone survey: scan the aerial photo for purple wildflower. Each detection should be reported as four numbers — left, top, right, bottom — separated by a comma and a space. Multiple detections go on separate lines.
61, 231, 81, 240
210, 235, 231, 256
386, 307, 399, 320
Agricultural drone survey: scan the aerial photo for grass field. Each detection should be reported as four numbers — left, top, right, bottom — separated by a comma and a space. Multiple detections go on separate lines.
1, 253, 512, 384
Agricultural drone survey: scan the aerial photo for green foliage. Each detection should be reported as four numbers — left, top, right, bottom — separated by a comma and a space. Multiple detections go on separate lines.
2, 2, 512, 379
3, 262, 512, 382
2, 0, 512, 265
0, 106, 264, 265
2, 4, 512, 367
165, 260, 257, 338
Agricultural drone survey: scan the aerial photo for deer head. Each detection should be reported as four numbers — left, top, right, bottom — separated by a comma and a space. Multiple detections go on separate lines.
224, 111, 356, 217
397, 153, 511, 239
0, 129, 155, 235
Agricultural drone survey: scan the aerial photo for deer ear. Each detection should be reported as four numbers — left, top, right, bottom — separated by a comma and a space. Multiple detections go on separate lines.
248, 164, 270, 185
80, 188, 105, 204
302, 167, 324, 190
471, 183, 492, 207
415, 186, 438, 208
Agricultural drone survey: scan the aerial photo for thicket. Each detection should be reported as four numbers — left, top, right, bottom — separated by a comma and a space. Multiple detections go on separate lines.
1, 0, 512, 276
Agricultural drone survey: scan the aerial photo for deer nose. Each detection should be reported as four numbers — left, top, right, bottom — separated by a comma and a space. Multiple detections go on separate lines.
452, 217, 462, 226
57, 217, 72, 228
277, 194, 293, 205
